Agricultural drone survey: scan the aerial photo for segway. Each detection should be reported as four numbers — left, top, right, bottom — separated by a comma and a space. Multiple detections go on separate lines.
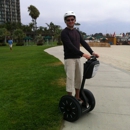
59, 56, 100, 122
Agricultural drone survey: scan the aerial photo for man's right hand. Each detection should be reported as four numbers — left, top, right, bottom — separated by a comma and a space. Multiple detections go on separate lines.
82, 53, 91, 59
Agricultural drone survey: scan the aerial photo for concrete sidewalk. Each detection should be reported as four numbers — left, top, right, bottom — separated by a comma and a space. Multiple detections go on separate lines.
45, 46, 130, 130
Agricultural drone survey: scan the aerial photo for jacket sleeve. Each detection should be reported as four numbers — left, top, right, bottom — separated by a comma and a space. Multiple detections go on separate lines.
61, 31, 83, 57
79, 33, 93, 55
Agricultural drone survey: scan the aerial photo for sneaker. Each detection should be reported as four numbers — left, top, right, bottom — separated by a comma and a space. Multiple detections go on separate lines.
77, 99, 83, 105
86, 103, 89, 108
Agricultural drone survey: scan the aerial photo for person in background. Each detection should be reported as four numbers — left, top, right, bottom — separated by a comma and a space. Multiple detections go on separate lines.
8, 38, 13, 51
61, 11, 99, 106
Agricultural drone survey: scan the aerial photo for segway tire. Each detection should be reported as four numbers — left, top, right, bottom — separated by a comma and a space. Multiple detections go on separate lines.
59, 95, 82, 122
82, 89, 96, 112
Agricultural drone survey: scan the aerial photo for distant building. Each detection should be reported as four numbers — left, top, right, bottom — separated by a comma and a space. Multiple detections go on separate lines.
0, 0, 21, 24
126, 32, 130, 36
107, 37, 116, 45
115, 34, 122, 38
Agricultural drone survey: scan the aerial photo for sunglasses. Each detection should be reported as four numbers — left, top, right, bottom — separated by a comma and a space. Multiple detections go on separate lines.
66, 19, 75, 22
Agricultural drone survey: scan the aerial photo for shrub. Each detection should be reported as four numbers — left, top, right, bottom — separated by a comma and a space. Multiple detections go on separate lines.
0, 43, 6, 46
37, 39, 44, 46
16, 43, 24, 46
57, 41, 63, 45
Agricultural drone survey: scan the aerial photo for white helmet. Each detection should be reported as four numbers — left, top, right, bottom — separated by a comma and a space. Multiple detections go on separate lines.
64, 11, 76, 21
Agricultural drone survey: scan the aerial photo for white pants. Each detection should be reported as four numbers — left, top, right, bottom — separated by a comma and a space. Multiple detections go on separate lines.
9, 44, 12, 48
64, 59, 82, 92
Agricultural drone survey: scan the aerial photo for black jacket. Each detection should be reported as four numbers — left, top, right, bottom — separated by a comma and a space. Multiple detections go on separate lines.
61, 27, 93, 59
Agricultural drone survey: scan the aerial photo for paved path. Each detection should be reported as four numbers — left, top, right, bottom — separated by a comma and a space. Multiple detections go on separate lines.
45, 46, 130, 130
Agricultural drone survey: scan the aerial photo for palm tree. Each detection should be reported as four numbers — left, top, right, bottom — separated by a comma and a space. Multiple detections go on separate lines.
28, 5, 40, 32
46, 22, 62, 42
27, 22, 34, 32
37, 26, 44, 35
75, 22, 80, 26
43, 27, 50, 36
75, 22, 80, 30
54, 27, 62, 45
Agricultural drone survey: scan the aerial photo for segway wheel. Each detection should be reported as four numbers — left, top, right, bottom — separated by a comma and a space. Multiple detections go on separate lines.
81, 89, 96, 112
59, 95, 82, 122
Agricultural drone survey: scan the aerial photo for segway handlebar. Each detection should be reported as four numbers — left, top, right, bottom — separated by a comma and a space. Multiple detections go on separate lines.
89, 55, 97, 60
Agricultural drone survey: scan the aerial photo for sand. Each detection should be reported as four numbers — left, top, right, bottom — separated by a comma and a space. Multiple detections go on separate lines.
81, 45, 130, 72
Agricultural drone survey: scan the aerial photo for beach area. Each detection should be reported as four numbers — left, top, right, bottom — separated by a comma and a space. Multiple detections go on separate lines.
81, 45, 130, 72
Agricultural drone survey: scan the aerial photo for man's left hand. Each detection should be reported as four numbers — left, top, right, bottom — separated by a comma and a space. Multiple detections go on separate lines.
92, 52, 99, 58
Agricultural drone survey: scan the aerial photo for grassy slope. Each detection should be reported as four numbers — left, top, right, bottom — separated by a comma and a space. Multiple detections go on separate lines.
0, 46, 66, 130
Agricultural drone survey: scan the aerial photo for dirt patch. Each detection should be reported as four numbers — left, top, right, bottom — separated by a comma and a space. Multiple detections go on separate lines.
43, 61, 63, 67
51, 78, 66, 87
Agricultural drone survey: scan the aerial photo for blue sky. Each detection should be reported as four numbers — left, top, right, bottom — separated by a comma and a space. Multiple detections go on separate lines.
20, 0, 130, 35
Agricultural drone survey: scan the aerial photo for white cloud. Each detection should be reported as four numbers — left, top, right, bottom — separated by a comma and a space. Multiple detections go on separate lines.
20, 0, 130, 34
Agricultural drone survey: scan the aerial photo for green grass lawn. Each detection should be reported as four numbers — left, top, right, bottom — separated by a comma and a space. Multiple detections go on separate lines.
0, 45, 66, 130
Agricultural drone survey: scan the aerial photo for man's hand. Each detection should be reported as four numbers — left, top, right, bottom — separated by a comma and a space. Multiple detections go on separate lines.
92, 52, 99, 58
83, 53, 91, 59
